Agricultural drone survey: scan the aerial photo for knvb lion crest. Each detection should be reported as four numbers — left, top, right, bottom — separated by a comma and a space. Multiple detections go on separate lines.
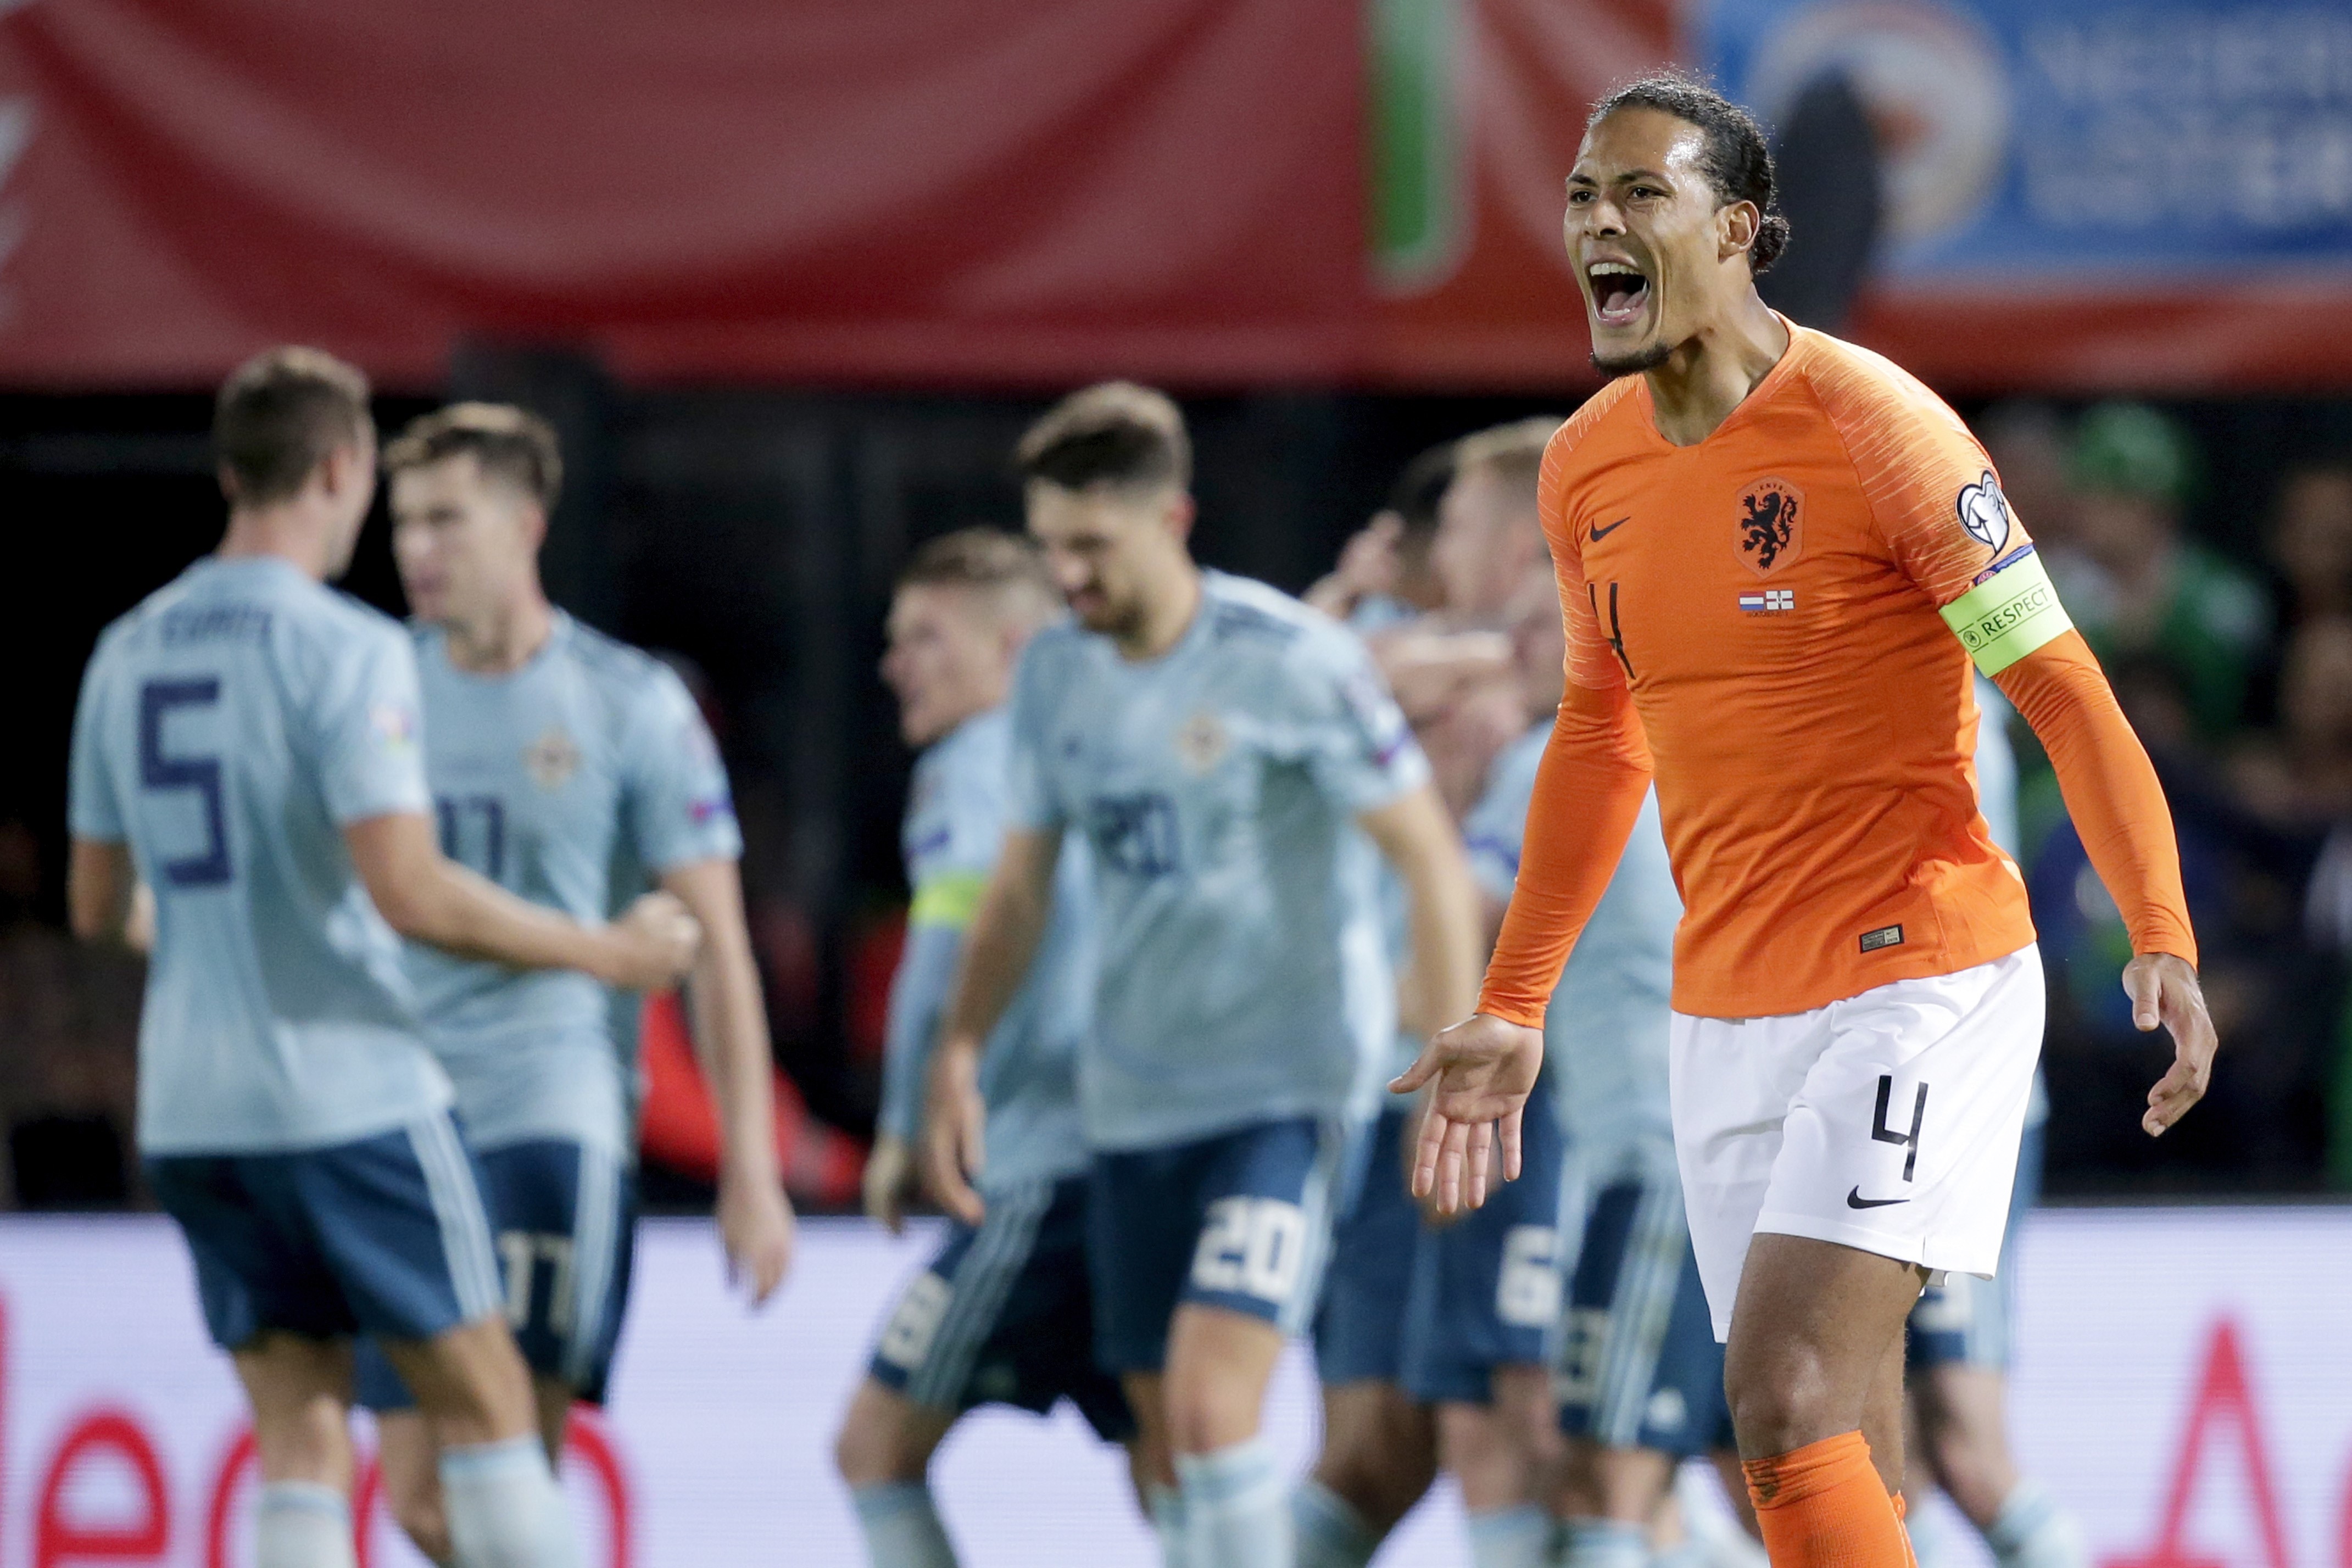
1735, 477, 1804, 578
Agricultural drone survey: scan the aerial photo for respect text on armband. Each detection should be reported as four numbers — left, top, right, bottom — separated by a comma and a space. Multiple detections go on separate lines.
1938, 548, 2072, 677
1955, 580, 2058, 656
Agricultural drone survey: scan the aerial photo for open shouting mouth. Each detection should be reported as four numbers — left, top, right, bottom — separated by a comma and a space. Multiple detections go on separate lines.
1587, 260, 1651, 327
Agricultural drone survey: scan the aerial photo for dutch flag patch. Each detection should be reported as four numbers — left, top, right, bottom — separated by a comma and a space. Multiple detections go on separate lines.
1739, 589, 1795, 613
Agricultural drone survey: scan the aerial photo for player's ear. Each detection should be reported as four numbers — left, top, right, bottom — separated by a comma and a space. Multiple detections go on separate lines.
317, 443, 360, 500
1163, 491, 1197, 545
1719, 199, 1761, 265
216, 462, 243, 504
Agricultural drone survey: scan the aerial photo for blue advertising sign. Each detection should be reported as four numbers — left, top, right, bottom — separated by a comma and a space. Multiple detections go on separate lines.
1704, 0, 2352, 279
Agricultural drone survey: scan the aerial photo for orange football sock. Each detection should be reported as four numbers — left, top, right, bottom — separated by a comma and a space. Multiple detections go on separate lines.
1892, 1493, 1917, 1568
1743, 1431, 1909, 1568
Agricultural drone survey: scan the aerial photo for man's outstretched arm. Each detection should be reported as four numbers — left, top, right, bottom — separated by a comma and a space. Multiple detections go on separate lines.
1852, 393, 2212, 1140
1993, 630, 2212, 1135
921, 825, 1063, 1222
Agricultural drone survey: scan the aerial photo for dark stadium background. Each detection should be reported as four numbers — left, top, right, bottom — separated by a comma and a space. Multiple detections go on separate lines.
9, 378, 2352, 1209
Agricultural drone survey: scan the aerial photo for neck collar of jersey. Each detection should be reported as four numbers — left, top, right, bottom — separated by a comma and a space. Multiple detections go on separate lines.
1634, 311, 1806, 454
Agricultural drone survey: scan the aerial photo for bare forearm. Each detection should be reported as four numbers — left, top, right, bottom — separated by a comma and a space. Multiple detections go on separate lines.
685, 929, 779, 1187
1370, 789, 1485, 1038
1402, 867, 1482, 1037
1478, 895, 1509, 963
67, 839, 132, 945
397, 858, 621, 978
660, 860, 779, 1186
348, 812, 624, 979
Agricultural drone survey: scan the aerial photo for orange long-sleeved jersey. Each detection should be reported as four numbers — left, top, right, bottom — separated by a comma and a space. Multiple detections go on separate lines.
1479, 323, 2196, 1025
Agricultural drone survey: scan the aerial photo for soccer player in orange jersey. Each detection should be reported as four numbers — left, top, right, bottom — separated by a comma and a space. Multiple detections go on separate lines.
1395, 72, 2217, 1568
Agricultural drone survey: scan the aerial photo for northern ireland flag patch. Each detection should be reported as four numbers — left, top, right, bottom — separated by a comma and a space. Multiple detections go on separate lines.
1739, 589, 1795, 613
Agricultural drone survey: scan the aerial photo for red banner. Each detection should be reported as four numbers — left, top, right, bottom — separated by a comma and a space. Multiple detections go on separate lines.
1363, 0, 1679, 388
3, 0, 2350, 393
0, 0, 1365, 388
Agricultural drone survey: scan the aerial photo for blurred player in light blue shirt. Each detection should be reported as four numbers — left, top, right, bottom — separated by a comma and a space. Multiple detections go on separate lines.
68, 349, 698, 1568
1385, 425, 1586, 1568
1295, 445, 1460, 1568
355, 403, 794, 1564
923, 384, 1487, 1568
871, 700, 1090, 1187
1454, 592, 1715, 1568
838, 529, 1137, 1568
1306, 423, 1582, 1568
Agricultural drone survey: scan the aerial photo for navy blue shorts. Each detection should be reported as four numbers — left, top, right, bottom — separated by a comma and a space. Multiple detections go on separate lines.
1313, 1105, 1420, 1386
1401, 1089, 1568, 1405
1091, 1116, 1360, 1374
1909, 1115, 2044, 1371
147, 1111, 504, 1353
1557, 1173, 1732, 1459
355, 1139, 637, 1408
868, 1173, 1133, 1441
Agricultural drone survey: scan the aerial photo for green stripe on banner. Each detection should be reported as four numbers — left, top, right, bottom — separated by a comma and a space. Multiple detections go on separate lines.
909, 872, 988, 930
1368, 0, 1464, 291
1940, 553, 2074, 677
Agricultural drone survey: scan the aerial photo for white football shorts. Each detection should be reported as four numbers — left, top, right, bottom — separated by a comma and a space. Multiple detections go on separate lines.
1670, 945, 2043, 1342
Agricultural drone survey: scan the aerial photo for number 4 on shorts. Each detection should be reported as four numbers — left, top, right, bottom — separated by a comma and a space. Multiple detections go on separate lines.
1871, 1075, 1929, 1182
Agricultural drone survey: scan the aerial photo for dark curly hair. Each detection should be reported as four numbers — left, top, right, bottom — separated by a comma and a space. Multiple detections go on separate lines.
1588, 71, 1790, 276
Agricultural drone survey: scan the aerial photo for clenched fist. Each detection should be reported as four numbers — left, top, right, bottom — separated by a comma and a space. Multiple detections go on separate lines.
599, 891, 703, 989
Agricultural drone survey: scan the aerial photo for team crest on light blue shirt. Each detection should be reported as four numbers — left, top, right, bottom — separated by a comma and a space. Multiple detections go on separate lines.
522, 726, 582, 791
403, 612, 742, 1156
1006, 571, 1430, 1151
1174, 711, 1230, 774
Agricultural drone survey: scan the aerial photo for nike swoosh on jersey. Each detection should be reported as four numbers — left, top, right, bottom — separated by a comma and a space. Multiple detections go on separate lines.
1590, 516, 1631, 541
1846, 1187, 1909, 1209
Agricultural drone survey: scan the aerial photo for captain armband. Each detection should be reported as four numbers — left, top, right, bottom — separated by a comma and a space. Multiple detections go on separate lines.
1938, 546, 2074, 677
908, 870, 988, 930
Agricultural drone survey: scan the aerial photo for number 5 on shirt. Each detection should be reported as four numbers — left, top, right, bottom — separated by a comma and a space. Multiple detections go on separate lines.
138, 678, 231, 888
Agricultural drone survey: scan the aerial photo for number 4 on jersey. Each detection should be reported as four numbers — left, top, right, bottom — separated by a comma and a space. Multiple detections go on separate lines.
1589, 582, 1635, 680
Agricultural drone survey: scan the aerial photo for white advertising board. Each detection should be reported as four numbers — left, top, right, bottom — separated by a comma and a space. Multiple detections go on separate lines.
0, 1207, 2344, 1566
